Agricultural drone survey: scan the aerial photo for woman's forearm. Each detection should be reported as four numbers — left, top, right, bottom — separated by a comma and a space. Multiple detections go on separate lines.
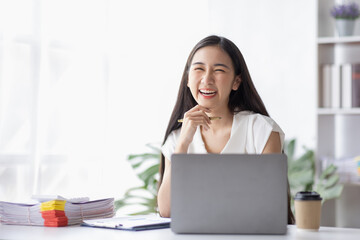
158, 142, 190, 217
158, 161, 172, 217
174, 141, 190, 154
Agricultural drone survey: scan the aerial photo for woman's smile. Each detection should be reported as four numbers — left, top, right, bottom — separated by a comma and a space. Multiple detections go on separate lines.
199, 88, 217, 98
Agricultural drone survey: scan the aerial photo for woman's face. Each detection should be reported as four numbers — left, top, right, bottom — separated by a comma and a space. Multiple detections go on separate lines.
187, 45, 241, 110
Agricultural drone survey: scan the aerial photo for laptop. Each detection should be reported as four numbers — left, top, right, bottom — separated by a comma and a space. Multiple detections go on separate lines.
171, 154, 288, 234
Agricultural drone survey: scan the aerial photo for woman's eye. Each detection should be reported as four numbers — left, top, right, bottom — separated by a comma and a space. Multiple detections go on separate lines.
194, 68, 204, 71
215, 69, 225, 72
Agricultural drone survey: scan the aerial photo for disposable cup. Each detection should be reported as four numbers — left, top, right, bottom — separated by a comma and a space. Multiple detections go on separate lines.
294, 191, 322, 231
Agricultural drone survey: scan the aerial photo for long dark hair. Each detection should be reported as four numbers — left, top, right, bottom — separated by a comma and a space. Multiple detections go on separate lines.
158, 35, 295, 224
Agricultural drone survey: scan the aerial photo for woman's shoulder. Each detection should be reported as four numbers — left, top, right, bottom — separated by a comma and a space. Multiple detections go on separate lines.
161, 128, 182, 160
234, 111, 284, 153
235, 110, 273, 123
234, 111, 282, 132
163, 128, 182, 147
168, 128, 181, 138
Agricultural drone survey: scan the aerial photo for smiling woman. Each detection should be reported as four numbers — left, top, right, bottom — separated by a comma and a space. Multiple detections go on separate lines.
157, 35, 295, 224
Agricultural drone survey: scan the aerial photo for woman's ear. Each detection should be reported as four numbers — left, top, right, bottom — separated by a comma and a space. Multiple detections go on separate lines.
232, 75, 241, 91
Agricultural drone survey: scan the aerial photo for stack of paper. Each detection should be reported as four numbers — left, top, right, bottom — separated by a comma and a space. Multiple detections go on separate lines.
0, 198, 114, 227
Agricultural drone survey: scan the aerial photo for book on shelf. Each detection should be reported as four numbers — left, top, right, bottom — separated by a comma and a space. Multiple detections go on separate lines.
0, 196, 115, 227
352, 64, 360, 108
321, 64, 332, 108
341, 64, 352, 108
321, 64, 340, 108
340, 63, 360, 108
322, 63, 360, 108
332, 64, 341, 108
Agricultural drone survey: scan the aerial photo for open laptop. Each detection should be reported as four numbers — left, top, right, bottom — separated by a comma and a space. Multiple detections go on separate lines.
171, 154, 288, 234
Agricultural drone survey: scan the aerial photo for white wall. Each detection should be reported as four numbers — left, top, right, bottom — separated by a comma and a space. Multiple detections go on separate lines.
208, 0, 317, 151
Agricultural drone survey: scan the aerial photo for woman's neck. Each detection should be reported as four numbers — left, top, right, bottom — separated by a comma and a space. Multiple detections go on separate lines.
200, 107, 234, 153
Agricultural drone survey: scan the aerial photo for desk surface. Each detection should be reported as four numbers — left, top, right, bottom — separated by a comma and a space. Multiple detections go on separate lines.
1, 224, 360, 240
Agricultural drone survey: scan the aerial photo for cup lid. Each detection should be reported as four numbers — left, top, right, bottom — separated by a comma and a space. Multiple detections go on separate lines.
294, 191, 322, 201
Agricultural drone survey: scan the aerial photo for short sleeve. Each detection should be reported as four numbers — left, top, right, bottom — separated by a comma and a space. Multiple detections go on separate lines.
249, 114, 285, 153
161, 130, 179, 161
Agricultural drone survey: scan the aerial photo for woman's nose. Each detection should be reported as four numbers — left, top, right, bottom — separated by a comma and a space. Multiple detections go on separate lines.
201, 70, 214, 85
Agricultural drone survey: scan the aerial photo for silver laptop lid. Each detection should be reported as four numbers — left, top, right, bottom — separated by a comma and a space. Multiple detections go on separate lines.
171, 154, 288, 234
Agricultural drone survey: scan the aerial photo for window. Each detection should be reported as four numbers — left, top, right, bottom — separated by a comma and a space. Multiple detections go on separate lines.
0, 0, 210, 203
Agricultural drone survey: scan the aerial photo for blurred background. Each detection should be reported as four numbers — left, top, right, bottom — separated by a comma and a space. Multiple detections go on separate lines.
0, 0, 316, 202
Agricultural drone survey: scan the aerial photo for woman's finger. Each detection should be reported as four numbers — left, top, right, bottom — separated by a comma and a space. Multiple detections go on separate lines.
185, 111, 211, 125
184, 116, 211, 129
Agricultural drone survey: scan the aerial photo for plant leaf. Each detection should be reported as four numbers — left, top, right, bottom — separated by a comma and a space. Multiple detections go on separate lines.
317, 184, 343, 203
138, 164, 160, 186
285, 139, 296, 161
297, 150, 314, 164
288, 169, 314, 188
320, 164, 337, 180
128, 153, 160, 162
322, 174, 340, 189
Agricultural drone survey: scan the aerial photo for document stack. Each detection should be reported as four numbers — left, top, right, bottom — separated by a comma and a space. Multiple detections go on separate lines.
0, 197, 114, 227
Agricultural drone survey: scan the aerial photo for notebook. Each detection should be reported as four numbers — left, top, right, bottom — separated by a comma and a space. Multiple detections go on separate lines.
171, 154, 288, 234
81, 215, 171, 231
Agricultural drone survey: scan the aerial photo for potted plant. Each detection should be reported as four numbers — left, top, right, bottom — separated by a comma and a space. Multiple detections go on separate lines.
330, 2, 360, 36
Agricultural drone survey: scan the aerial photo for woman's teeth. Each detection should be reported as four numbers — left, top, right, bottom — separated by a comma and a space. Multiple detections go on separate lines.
200, 90, 216, 95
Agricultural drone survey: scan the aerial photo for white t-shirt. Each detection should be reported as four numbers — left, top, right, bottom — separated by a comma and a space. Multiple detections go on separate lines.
161, 111, 285, 160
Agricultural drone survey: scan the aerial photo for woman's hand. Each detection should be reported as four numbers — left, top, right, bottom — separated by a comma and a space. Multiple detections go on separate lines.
175, 105, 211, 153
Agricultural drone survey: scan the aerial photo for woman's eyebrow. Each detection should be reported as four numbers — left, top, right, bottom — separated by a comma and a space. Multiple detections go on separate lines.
214, 63, 230, 69
192, 62, 205, 66
192, 62, 230, 69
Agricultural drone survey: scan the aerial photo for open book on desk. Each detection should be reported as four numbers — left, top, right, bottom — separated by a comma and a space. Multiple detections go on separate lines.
81, 215, 171, 231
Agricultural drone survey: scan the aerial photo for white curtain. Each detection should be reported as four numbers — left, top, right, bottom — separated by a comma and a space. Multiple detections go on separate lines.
0, 0, 210, 202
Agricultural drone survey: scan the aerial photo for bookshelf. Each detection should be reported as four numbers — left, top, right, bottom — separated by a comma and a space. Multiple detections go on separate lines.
317, 108, 360, 115
318, 36, 360, 44
317, 0, 360, 228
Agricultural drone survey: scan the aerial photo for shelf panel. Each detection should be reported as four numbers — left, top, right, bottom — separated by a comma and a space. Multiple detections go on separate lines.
318, 36, 360, 45
318, 108, 360, 115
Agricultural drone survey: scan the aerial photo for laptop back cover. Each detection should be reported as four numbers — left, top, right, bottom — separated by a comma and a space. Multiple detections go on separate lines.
171, 154, 288, 234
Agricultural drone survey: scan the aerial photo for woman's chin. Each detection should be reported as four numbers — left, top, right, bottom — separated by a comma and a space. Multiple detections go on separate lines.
196, 101, 213, 109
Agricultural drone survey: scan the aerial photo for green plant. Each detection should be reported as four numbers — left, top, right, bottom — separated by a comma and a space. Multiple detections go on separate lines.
114, 143, 160, 215
285, 139, 343, 209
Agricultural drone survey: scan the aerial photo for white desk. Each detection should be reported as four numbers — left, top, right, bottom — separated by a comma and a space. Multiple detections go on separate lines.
1, 224, 360, 240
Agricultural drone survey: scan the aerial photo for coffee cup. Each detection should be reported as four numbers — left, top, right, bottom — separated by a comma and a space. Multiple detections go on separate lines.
294, 191, 322, 231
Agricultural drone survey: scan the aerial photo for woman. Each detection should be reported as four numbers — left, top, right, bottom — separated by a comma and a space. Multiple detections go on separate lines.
157, 35, 295, 224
